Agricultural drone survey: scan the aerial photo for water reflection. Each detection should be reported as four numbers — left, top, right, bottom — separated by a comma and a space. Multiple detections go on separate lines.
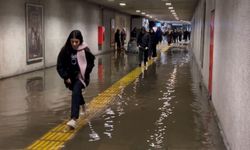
103, 108, 115, 138
0, 51, 139, 149
88, 122, 100, 142
167, 48, 190, 65
160, 51, 168, 64
98, 58, 104, 83
87, 106, 117, 142
132, 78, 140, 106
189, 58, 220, 149
65, 48, 226, 150
26, 76, 44, 92
113, 51, 125, 72
25, 76, 45, 111
147, 66, 177, 149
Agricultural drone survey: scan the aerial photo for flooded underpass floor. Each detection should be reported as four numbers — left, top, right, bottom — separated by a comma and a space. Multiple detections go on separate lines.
65, 48, 226, 150
0, 47, 226, 150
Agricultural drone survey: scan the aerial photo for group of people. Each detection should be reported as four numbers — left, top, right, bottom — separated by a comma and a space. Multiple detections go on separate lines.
129, 26, 191, 68
56, 28, 160, 129
56, 27, 190, 129
163, 29, 191, 45
136, 27, 163, 67
115, 28, 127, 51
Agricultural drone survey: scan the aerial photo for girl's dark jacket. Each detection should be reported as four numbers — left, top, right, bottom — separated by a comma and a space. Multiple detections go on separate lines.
57, 46, 95, 89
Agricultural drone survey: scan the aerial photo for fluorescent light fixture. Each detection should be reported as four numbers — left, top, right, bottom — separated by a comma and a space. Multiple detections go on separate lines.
136, 10, 141, 13
170, 10, 175, 12
165, 2, 171, 6
107, 0, 115, 2
146, 14, 150, 17
119, 2, 126, 6
141, 12, 146, 15
168, 7, 174, 10
149, 16, 153, 18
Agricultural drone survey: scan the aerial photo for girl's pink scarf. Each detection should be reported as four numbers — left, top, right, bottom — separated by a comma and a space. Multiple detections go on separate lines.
77, 43, 88, 87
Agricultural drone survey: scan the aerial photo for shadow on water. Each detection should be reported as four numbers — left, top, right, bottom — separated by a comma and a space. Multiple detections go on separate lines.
65, 48, 226, 150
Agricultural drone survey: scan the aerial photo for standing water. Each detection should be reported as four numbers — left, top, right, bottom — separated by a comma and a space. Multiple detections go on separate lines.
64, 48, 226, 150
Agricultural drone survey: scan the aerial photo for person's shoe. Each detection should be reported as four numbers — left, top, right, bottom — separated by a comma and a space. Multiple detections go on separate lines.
66, 119, 76, 129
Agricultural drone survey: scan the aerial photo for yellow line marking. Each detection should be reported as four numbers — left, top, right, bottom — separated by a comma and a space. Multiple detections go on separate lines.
160, 44, 172, 52
26, 45, 170, 150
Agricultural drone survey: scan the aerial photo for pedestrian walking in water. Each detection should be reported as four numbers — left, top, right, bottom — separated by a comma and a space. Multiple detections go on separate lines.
130, 27, 137, 41
149, 28, 157, 60
57, 30, 95, 129
115, 29, 121, 51
137, 27, 150, 67
121, 28, 127, 50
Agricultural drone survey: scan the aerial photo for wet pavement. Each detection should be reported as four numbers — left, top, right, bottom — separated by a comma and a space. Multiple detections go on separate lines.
0, 47, 226, 150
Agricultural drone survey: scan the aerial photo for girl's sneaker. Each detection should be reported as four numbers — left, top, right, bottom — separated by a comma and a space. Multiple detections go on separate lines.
66, 119, 76, 129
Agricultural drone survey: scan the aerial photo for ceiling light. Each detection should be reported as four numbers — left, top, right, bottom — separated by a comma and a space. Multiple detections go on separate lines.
168, 7, 174, 10
165, 3, 171, 6
107, 0, 115, 2
136, 10, 141, 13
119, 2, 126, 6
141, 12, 146, 15
170, 10, 175, 12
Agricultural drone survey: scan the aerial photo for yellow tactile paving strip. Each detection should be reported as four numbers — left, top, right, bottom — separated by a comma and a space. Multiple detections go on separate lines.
160, 44, 172, 52
26, 45, 171, 150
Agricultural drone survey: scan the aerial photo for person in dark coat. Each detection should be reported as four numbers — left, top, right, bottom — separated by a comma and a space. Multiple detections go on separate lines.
149, 28, 157, 59
155, 27, 163, 44
178, 29, 183, 43
167, 29, 173, 46
115, 29, 121, 50
137, 27, 150, 67
57, 30, 95, 129
120, 28, 127, 50
183, 29, 189, 42
173, 29, 178, 44
130, 27, 137, 41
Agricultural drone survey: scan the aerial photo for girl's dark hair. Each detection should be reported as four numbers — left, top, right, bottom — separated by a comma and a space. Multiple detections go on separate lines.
61, 30, 83, 52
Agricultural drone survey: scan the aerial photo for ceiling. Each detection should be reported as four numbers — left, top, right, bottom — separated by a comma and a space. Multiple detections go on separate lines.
86, 0, 199, 21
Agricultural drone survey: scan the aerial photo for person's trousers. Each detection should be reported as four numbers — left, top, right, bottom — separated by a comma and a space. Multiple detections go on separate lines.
139, 47, 148, 65
152, 44, 157, 57
71, 79, 85, 119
